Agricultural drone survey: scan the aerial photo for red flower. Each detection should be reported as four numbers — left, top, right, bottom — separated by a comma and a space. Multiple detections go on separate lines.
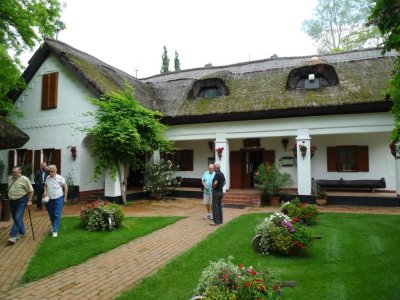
244, 281, 251, 288
273, 284, 280, 291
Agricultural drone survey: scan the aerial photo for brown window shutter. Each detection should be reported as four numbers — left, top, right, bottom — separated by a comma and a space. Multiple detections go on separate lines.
41, 72, 58, 109
186, 150, 193, 171
357, 146, 369, 172
25, 150, 33, 165
49, 73, 58, 108
8, 150, 15, 174
263, 150, 275, 165
34, 150, 41, 172
54, 149, 61, 175
327, 147, 338, 172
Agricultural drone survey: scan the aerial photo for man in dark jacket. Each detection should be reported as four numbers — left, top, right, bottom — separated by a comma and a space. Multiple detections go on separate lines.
34, 162, 49, 210
210, 163, 225, 226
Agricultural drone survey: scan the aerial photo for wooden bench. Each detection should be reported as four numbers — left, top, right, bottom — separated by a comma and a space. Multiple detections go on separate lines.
176, 177, 202, 188
315, 177, 386, 193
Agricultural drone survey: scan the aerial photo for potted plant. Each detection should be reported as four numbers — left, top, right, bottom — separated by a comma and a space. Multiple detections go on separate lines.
255, 163, 293, 206
315, 188, 327, 206
143, 159, 178, 200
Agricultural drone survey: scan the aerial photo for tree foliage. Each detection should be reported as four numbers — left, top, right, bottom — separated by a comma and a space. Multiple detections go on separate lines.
174, 50, 181, 72
369, 0, 400, 142
0, 0, 64, 115
84, 84, 174, 179
302, 0, 381, 54
160, 45, 170, 73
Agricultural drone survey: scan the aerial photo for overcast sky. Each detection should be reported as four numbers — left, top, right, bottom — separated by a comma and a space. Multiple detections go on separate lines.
23, 0, 319, 78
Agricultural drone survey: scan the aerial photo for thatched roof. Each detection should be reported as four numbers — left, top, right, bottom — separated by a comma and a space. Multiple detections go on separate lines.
143, 48, 397, 125
0, 116, 29, 149
11, 40, 397, 126
10, 38, 155, 110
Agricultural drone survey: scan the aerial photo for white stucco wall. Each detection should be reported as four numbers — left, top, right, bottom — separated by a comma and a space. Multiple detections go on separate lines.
1, 54, 104, 191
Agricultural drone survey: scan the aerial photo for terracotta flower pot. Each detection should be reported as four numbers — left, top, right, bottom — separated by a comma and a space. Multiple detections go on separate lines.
316, 198, 327, 206
269, 196, 280, 207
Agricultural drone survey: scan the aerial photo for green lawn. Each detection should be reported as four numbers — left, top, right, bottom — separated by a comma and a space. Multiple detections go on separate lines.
22, 216, 184, 283
117, 212, 400, 300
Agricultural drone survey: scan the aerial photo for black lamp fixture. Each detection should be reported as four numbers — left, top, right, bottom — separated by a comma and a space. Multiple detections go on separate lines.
281, 138, 289, 152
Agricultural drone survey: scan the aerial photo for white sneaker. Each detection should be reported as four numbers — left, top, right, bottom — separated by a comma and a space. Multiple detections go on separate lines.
8, 237, 16, 244
203, 213, 209, 220
208, 214, 213, 220
52, 232, 58, 238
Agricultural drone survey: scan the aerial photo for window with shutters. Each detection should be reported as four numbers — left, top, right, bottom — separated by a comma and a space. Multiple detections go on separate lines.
42, 148, 62, 174
327, 146, 369, 172
163, 150, 193, 171
41, 72, 59, 109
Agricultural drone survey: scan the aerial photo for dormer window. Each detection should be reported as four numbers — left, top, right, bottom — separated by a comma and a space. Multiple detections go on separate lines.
188, 78, 228, 99
286, 59, 339, 90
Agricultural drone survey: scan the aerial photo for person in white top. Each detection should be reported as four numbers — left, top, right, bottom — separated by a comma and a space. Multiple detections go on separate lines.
44, 165, 68, 237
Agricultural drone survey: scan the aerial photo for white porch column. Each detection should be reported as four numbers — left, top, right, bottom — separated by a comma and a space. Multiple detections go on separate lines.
395, 143, 400, 196
214, 133, 230, 191
104, 170, 121, 197
296, 129, 312, 195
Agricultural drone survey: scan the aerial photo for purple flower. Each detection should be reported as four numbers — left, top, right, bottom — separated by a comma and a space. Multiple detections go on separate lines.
281, 220, 296, 232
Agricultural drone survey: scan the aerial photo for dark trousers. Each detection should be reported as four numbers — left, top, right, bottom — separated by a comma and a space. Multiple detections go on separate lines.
36, 187, 44, 209
212, 191, 223, 224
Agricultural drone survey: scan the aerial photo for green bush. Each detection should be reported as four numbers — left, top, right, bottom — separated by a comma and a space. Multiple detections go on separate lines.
281, 198, 320, 225
80, 200, 125, 231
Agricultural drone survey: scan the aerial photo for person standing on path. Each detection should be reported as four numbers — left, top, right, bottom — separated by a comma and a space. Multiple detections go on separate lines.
34, 162, 49, 211
201, 164, 215, 220
7, 166, 34, 244
210, 163, 225, 226
44, 165, 68, 238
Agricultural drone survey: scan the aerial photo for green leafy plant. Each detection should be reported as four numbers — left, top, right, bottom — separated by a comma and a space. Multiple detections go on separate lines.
255, 212, 313, 256
281, 198, 320, 225
143, 159, 178, 198
194, 257, 282, 299
65, 173, 77, 199
80, 200, 124, 231
256, 164, 293, 202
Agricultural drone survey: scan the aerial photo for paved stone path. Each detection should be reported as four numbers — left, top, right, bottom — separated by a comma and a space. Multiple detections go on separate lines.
0, 198, 399, 299
0, 199, 253, 299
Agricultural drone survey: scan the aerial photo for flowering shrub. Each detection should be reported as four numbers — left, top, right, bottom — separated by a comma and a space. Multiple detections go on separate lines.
143, 159, 178, 197
194, 257, 283, 299
80, 200, 124, 231
281, 198, 320, 225
255, 212, 313, 256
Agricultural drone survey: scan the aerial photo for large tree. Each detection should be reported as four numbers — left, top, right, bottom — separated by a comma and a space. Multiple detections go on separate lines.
0, 0, 64, 116
160, 45, 170, 73
302, 0, 381, 54
369, 0, 400, 143
84, 84, 174, 203
174, 50, 181, 72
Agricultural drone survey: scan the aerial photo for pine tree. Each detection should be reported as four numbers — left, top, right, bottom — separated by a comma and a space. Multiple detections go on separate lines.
160, 46, 170, 73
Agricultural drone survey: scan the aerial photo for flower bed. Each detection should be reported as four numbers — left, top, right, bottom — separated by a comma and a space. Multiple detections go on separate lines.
193, 257, 283, 299
281, 198, 320, 225
80, 200, 124, 231
254, 212, 313, 256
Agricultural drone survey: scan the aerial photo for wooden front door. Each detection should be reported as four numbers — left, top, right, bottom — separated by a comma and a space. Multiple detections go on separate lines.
230, 150, 275, 189
230, 151, 243, 189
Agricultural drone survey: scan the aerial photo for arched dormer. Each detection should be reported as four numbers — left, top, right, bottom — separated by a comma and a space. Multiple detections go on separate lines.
286, 58, 339, 90
187, 78, 229, 99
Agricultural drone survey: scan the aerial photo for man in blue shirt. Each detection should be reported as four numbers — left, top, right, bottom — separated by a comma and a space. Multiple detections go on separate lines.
201, 164, 214, 220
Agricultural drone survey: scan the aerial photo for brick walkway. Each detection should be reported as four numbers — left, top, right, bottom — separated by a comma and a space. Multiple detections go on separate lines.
0, 199, 255, 299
